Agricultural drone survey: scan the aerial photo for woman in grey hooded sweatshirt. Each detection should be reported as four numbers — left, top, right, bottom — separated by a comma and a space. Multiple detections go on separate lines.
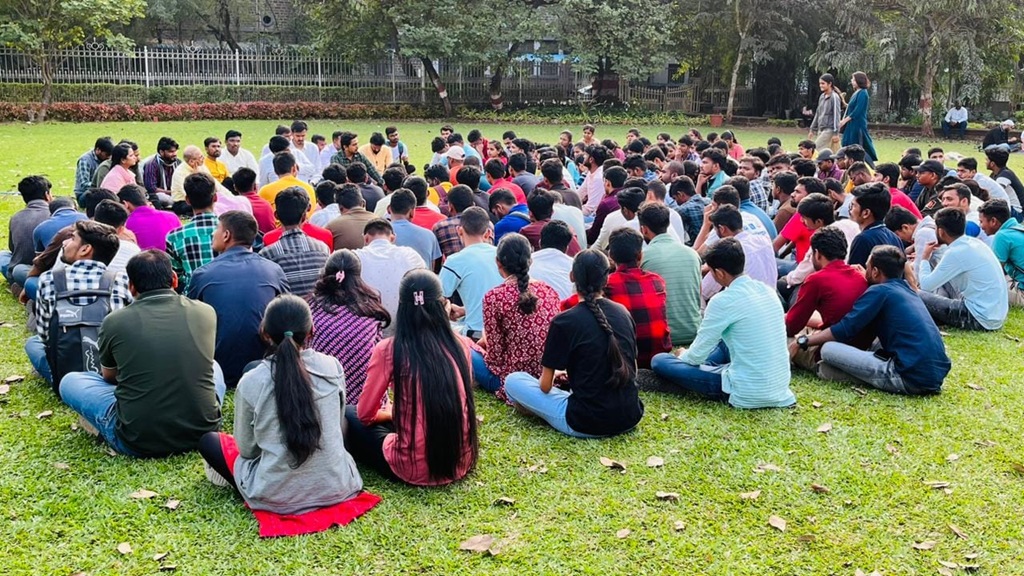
808, 73, 844, 152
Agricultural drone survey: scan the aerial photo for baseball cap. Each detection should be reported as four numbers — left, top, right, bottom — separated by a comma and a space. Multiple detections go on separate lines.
1002, 119, 1016, 128
445, 147, 466, 161
815, 149, 834, 163
834, 148, 847, 160
915, 159, 945, 175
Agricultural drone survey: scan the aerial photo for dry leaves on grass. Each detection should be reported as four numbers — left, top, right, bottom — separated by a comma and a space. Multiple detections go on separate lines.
655, 491, 679, 501
526, 461, 548, 474
810, 483, 830, 494
768, 515, 787, 532
851, 387, 869, 396
660, 413, 669, 421
599, 457, 626, 471
0, 384, 9, 395
886, 444, 901, 456
492, 497, 515, 507
673, 520, 686, 532
1010, 462, 1024, 475
116, 542, 133, 555
459, 535, 496, 554
646, 456, 664, 468
164, 499, 181, 510
854, 570, 883, 576
36, 410, 53, 419
158, 565, 177, 572
817, 422, 833, 434
966, 382, 984, 391
923, 480, 951, 489
130, 489, 158, 500
753, 463, 782, 473
615, 528, 631, 539
739, 490, 761, 500
946, 453, 960, 462
811, 401, 823, 408
4, 375, 24, 383
948, 524, 968, 540
53, 462, 70, 470
912, 540, 937, 550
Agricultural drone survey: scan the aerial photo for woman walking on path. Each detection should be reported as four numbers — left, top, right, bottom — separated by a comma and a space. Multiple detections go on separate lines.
808, 73, 844, 153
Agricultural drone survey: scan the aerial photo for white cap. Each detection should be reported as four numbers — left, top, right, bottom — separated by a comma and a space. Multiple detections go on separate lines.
1002, 119, 1016, 128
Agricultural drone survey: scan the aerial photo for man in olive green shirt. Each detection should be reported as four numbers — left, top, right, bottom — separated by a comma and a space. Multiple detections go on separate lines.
638, 203, 703, 346
60, 250, 224, 457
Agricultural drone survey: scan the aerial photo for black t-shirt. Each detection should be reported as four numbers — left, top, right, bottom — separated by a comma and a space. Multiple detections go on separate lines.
996, 168, 1024, 209
542, 299, 643, 436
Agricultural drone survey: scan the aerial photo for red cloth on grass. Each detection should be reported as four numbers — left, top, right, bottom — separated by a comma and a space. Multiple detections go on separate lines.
219, 433, 381, 538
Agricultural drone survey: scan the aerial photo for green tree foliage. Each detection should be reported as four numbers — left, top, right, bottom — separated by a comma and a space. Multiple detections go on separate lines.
0, 0, 145, 118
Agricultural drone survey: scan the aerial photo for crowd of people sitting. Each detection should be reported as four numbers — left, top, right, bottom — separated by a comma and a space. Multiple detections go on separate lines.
1, 119, 1021, 534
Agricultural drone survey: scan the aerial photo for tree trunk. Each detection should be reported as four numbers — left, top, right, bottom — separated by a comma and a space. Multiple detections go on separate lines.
421, 57, 452, 116
489, 63, 505, 111
919, 59, 938, 137
38, 54, 53, 122
725, 45, 743, 121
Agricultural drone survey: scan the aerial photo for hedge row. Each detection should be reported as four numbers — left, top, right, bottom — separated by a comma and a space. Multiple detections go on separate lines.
0, 83, 434, 105
0, 101, 444, 122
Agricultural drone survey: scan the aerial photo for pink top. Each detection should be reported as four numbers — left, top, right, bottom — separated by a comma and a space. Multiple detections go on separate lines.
728, 143, 744, 160
357, 336, 475, 486
482, 279, 560, 401
214, 191, 253, 216
100, 165, 136, 192
125, 205, 182, 251
889, 187, 923, 218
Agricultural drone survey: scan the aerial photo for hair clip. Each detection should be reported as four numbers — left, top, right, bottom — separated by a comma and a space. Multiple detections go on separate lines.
413, 290, 425, 306
335, 270, 345, 283
283, 331, 294, 339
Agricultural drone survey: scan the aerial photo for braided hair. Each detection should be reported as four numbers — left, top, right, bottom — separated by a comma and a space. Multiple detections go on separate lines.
496, 233, 537, 314
571, 249, 632, 388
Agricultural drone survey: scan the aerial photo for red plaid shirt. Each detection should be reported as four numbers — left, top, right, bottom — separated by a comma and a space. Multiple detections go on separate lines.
560, 264, 671, 368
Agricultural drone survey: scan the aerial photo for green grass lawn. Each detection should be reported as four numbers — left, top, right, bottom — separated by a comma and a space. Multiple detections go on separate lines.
0, 121, 1023, 575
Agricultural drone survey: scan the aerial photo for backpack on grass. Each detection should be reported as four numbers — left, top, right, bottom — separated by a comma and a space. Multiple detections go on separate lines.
45, 268, 117, 394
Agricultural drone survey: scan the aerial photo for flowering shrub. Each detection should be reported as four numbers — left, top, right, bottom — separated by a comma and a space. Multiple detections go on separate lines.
0, 102, 441, 123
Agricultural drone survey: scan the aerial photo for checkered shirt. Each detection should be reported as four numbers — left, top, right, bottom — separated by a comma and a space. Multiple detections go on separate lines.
675, 195, 708, 246
259, 228, 330, 297
749, 178, 772, 213
432, 215, 464, 257
165, 212, 218, 291
35, 260, 132, 341
330, 151, 383, 186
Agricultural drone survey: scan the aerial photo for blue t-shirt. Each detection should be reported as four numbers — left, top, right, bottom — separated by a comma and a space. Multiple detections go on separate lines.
439, 242, 503, 332
740, 200, 778, 240
187, 247, 290, 385
392, 219, 441, 266
33, 208, 88, 252
494, 204, 531, 244
847, 223, 904, 268
830, 279, 951, 393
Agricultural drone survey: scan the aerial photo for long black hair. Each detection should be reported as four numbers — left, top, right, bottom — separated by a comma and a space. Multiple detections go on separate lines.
392, 269, 478, 480
262, 295, 321, 468
572, 249, 633, 388
496, 233, 538, 314
312, 249, 391, 327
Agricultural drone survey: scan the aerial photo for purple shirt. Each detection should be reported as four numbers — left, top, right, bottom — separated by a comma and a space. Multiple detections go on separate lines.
126, 205, 183, 251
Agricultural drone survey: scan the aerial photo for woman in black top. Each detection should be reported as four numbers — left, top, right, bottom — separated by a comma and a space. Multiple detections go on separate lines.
503, 249, 643, 437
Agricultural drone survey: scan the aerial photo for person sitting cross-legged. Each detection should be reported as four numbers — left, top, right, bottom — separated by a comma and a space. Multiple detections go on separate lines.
258, 187, 330, 297
978, 199, 1024, 307
198, 295, 367, 519
504, 249, 644, 438
651, 238, 796, 409
917, 207, 1008, 331
61, 250, 224, 457
439, 207, 503, 341
471, 233, 561, 401
794, 245, 951, 395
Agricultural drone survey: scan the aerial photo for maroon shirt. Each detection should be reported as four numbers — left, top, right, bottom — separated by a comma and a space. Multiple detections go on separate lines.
785, 260, 873, 349
519, 219, 581, 256
241, 192, 276, 234
586, 190, 622, 246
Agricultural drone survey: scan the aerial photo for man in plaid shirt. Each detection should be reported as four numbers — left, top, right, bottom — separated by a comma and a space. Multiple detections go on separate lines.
431, 185, 478, 258
330, 131, 383, 186
166, 172, 219, 292
259, 187, 329, 297
25, 220, 131, 386
738, 156, 772, 213
561, 228, 671, 368
669, 176, 708, 246
74, 137, 114, 204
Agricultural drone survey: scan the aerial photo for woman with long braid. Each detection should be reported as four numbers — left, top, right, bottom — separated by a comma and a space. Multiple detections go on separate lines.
504, 249, 644, 437
471, 233, 560, 402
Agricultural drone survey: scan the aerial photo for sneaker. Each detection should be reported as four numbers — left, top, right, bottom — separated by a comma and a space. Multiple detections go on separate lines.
204, 461, 231, 488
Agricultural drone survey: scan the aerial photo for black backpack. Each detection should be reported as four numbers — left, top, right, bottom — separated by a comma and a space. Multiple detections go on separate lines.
45, 267, 117, 394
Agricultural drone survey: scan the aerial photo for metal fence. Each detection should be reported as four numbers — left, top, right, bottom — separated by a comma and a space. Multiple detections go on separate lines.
0, 45, 751, 112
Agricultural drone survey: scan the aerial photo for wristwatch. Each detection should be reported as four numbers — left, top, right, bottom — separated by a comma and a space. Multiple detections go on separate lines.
797, 335, 810, 350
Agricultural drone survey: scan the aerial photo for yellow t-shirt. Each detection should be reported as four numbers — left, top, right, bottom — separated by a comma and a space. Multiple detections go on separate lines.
258, 175, 316, 219
357, 144, 392, 175
429, 181, 452, 207
205, 157, 229, 183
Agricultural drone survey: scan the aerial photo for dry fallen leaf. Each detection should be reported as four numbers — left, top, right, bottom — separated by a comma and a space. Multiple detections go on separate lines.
739, 490, 761, 500
526, 461, 548, 473
754, 463, 782, 473
36, 410, 53, 419
810, 483, 830, 494
851, 386, 868, 396
158, 565, 177, 572
938, 568, 954, 576
811, 401, 823, 408
153, 552, 169, 561
768, 515, 787, 532
646, 456, 665, 468
886, 444, 901, 456
459, 534, 495, 553
673, 520, 686, 532
655, 491, 679, 501
974, 439, 997, 448
964, 553, 979, 560
0, 384, 9, 395
475, 415, 484, 424
912, 540, 937, 550
966, 382, 984, 391
130, 489, 158, 500
1010, 462, 1024, 475
924, 480, 951, 489
615, 528, 631, 539
53, 462, 70, 470
948, 524, 967, 540
116, 542, 133, 555
938, 560, 959, 569
492, 496, 515, 506
164, 499, 181, 510
939, 330, 951, 337
660, 413, 669, 421
599, 457, 626, 471
4, 375, 24, 383
946, 453, 960, 462
817, 422, 833, 434
798, 534, 816, 542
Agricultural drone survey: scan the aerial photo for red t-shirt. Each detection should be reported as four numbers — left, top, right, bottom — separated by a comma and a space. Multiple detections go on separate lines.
489, 178, 527, 204
411, 206, 446, 231
241, 192, 277, 234
889, 187, 923, 218
780, 211, 813, 262
263, 222, 333, 248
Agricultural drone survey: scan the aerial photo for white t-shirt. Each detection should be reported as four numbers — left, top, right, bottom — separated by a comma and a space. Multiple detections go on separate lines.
529, 248, 574, 301
222, 148, 259, 178
356, 239, 426, 336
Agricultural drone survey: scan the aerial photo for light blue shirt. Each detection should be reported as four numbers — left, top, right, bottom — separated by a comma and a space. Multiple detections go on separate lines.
439, 242, 503, 332
919, 234, 1008, 330
678, 275, 795, 409
391, 219, 441, 267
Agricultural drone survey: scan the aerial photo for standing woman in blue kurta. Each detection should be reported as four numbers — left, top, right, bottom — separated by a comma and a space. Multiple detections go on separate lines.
840, 71, 878, 167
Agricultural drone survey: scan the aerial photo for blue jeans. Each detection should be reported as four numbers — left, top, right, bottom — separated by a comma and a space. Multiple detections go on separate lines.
650, 341, 731, 401
470, 349, 503, 393
10, 264, 31, 288
24, 335, 52, 385
0, 250, 11, 282
503, 372, 599, 438
59, 363, 227, 456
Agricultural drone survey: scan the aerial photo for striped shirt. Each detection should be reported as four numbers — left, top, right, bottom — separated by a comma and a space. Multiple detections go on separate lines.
259, 228, 330, 297
308, 297, 384, 404
640, 234, 702, 346
678, 276, 795, 409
